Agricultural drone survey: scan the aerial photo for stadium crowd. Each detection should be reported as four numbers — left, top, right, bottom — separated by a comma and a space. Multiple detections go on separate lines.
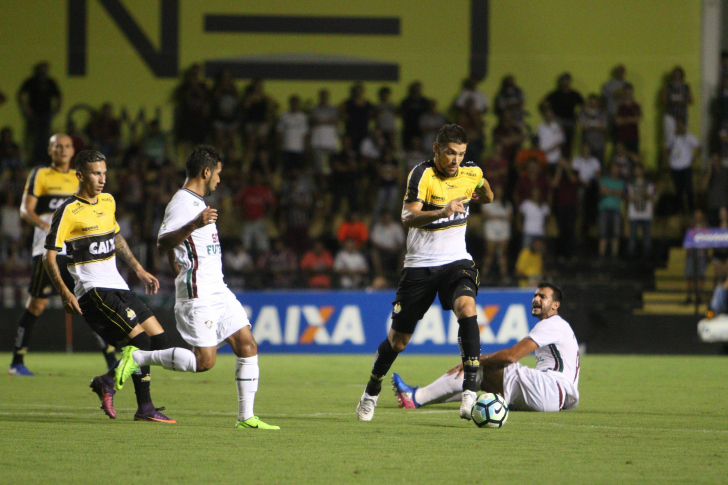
2, 60, 728, 295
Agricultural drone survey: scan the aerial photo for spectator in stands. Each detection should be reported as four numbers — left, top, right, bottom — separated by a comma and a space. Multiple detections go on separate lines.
578, 93, 608, 163
481, 184, 512, 282
330, 143, 359, 214
685, 210, 708, 304
119, 154, 146, 214
703, 153, 728, 226
210, 68, 240, 151
545, 72, 584, 158
598, 163, 626, 259
242, 79, 277, 164
419, 100, 447, 151
515, 238, 545, 287
277, 94, 309, 172
667, 118, 700, 214
223, 241, 255, 290
334, 238, 369, 289
662, 66, 693, 149
454, 76, 489, 117
66, 119, 88, 156
0, 127, 23, 171
551, 157, 579, 260
515, 157, 550, 208
173, 64, 208, 153
17, 61, 61, 164
514, 135, 546, 172
281, 168, 315, 253
482, 141, 509, 193
614, 83, 642, 156
399, 81, 430, 149
337, 211, 368, 249
492, 108, 524, 164
86, 103, 121, 158
611, 142, 638, 182
601, 64, 627, 131
371, 145, 402, 223
627, 164, 656, 258
235, 169, 275, 255
403, 135, 428, 172
369, 211, 406, 283
140, 119, 170, 168
457, 97, 485, 163
0, 192, 22, 262
376, 87, 397, 146
360, 128, 387, 168
518, 187, 550, 250
310, 89, 340, 177
300, 239, 335, 289
342, 82, 373, 154
494, 74, 526, 125
258, 238, 298, 289
537, 102, 565, 171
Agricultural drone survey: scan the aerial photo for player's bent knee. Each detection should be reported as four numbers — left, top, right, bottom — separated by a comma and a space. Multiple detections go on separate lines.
195, 357, 216, 372
26, 297, 48, 316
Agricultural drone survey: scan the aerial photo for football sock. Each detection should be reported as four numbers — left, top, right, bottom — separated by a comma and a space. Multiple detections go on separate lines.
101, 344, 117, 370
132, 347, 197, 372
128, 333, 152, 406
457, 316, 481, 393
236, 355, 259, 421
414, 372, 464, 406
11, 310, 37, 366
150, 333, 168, 350
365, 339, 399, 396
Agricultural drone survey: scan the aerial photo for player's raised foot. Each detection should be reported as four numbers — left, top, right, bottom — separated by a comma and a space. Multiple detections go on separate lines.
89, 375, 117, 419
356, 391, 378, 421
134, 404, 177, 423
114, 345, 139, 390
8, 364, 34, 376
391, 373, 420, 409
235, 416, 280, 430
460, 390, 477, 420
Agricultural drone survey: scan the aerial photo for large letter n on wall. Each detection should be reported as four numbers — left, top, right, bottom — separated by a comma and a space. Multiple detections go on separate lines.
68, 0, 178, 77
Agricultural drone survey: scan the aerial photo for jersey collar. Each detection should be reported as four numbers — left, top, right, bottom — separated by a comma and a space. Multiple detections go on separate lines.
181, 188, 205, 201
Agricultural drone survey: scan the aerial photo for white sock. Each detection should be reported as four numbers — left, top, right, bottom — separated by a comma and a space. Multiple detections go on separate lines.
414, 372, 465, 405
132, 348, 197, 372
236, 355, 259, 421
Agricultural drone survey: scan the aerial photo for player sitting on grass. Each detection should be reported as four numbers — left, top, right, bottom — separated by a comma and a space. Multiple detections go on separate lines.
391, 282, 580, 412
44, 150, 199, 423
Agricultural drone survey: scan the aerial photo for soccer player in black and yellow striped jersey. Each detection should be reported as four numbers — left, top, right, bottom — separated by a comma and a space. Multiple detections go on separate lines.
9, 134, 116, 376
357, 124, 494, 422
44, 150, 198, 422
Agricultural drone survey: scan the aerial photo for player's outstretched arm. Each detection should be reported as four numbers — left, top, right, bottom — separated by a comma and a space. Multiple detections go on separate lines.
481, 338, 538, 370
401, 198, 467, 228
157, 206, 217, 252
115, 233, 159, 295
43, 249, 82, 314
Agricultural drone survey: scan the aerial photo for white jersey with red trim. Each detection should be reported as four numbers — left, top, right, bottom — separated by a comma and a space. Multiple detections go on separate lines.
158, 189, 227, 301
526, 314, 580, 410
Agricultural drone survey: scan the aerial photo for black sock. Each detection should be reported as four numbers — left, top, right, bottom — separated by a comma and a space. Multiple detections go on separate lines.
12, 310, 38, 366
101, 343, 117, 371
458, 316, 481, 393
365, 339, 399, 396
150, 332, 168, 351
128, 333, 152, 407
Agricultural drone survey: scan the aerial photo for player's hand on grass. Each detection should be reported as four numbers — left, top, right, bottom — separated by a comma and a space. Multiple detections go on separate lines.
194, 207, 218, 228
138, 270, 160, 295
442, 197, 467, 217
62, 292, 82, 315
446, 362, 464, 378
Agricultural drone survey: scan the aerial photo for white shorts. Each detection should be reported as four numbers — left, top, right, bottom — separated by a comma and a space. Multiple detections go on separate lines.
174, 289, 250, 348
501, 363, 567, 412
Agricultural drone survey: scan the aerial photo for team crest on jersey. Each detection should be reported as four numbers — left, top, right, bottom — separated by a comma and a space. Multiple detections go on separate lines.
393, 302, 401, 314
125, 308, 136, 320
193, 200, 201, 207
205, 320, 214, 329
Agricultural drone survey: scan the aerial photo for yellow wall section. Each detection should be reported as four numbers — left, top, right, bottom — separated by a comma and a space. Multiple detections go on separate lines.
0, 0, 701, 166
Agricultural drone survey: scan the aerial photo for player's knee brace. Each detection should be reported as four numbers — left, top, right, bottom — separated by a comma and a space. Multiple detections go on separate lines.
150, 332, 168, 351
128, 331, 151, 351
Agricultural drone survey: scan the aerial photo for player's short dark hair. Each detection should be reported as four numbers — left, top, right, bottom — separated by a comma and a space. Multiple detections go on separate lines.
537, 281, 563, 303
75, 150, 106, 174
185, 145, 223, 178
435, 124, 467, 148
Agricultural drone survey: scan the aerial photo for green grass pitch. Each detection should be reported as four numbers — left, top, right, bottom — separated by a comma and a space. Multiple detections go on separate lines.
1, 353, 726, 484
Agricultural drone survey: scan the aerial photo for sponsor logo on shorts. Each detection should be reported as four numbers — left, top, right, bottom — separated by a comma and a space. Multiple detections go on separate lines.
125, 308, 136, 320
393, 302, 401, 314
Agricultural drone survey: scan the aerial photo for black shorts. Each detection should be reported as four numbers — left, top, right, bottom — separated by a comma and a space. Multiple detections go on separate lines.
28, 255, 75, 298
78, 288, 154, 344
390, 259, 479, 335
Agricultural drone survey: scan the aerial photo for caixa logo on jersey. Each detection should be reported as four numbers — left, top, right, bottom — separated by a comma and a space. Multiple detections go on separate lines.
233, 290, 537, 354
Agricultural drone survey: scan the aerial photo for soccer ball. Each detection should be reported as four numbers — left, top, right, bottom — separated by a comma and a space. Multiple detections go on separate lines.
471, 393, 509, 428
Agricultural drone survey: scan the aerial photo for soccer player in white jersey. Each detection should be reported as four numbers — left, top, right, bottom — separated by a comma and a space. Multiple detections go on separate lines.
357, 124, 494, 422
391, 282, 580, 412
148, 145, 278, 430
